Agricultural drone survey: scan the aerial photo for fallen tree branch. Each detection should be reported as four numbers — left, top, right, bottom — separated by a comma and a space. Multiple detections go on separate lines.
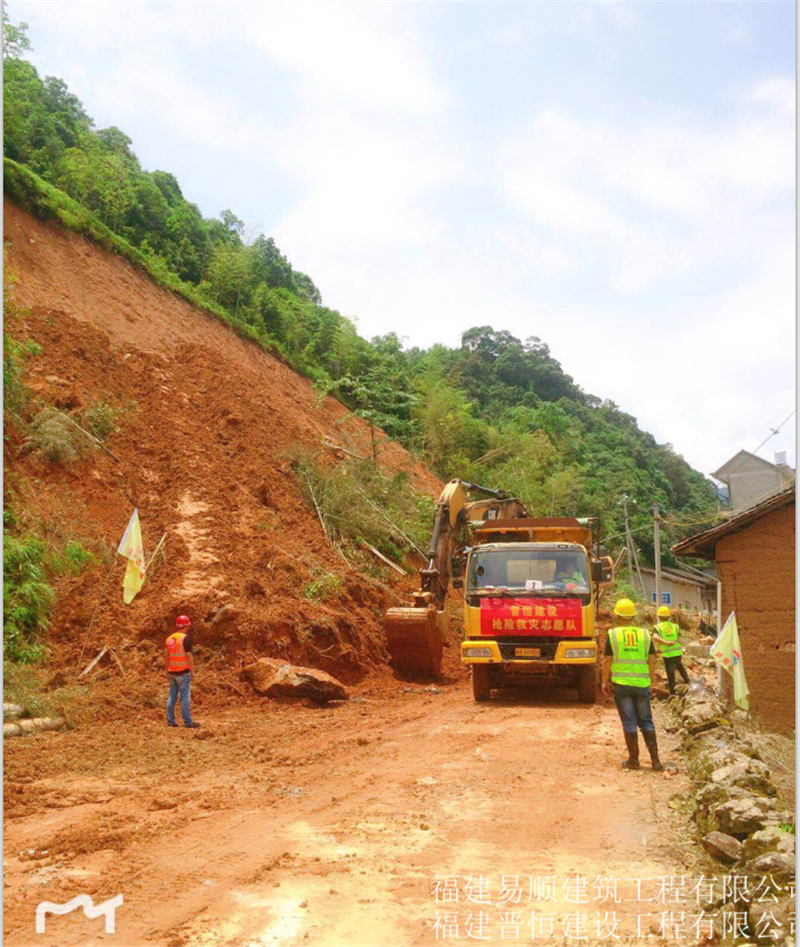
322, 439, 365, 461
61, 411, 123, 463
360, 541, 407, 576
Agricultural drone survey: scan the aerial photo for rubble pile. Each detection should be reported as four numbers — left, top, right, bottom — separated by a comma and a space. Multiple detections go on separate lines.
674, 682, 795, 945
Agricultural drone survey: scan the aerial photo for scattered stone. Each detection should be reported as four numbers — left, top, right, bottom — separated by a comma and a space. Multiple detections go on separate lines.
150, 798, 179, 811
3, 717, 64, 739
299, 900, 308, 908
356, 737, 369, 746
685, 643, 712, 660
194, 728, 214, 740
701, 831, 742, 864
741, 827, 796, 863
208, 603, 239, 626
714, 796, 777, 838
427, 686, 441, 695
242, 659, 349, 703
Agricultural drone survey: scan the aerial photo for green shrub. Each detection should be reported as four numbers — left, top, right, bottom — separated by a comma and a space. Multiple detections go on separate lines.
56, 541, 96, 574
3, 534, 55, 664
292, 449, 432, 566
303, 570, 343, 601
27, 407, 82, 463
83, 400, 117, 441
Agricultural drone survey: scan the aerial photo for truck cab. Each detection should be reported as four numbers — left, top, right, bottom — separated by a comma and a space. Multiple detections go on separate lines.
457, 518, 612, 702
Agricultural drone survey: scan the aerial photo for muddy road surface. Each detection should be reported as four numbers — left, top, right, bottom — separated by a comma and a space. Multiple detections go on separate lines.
4, 681, 691, 946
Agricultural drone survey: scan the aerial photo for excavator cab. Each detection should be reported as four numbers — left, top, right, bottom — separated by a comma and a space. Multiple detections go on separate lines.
384, 480, 526, 678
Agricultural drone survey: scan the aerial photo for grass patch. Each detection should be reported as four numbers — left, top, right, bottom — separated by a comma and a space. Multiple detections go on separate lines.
303, 569, 344, 601
3, 664, 92, 727
3, 533, 55, 664
82, 399, 118, 441
291, 449, 432, 568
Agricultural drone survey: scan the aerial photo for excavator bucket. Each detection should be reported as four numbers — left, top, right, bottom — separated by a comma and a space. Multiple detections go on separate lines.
384, 606, 444, 678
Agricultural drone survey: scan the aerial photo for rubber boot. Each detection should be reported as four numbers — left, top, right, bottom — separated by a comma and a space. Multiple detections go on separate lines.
621, 731, 640, 770
643, 730, 664, 771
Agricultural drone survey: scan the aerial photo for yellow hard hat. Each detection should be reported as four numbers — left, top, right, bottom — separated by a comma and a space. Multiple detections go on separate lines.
614, 598, 636, 618
657, 605, 671, 618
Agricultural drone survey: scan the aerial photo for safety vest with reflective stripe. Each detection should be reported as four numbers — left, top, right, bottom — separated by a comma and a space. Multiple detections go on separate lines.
609, 626, 651, 688
655, 621, 682, 658
166, 632, 190, 673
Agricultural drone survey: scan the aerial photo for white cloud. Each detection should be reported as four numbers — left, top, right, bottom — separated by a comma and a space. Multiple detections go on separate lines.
8, 0, 795, 476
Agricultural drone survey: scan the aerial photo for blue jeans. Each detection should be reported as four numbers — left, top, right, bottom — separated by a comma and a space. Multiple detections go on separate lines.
167, 672, 193, 725
613, 683, 654, 734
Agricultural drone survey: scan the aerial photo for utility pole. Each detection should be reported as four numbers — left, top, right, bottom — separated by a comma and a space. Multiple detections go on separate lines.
653, 503, 662, 610
621, 495, 646, 598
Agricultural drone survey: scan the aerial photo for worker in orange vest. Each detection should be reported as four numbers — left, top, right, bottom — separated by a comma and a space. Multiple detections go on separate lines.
165, 615, 201, 728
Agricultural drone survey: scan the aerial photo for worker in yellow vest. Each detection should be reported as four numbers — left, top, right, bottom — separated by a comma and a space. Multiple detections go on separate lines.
652, 605, 690, 696
165, 614, 201, 728
601, 598, 663, 771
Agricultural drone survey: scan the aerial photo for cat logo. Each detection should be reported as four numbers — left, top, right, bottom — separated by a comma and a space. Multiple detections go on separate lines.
35, 894, 124, 934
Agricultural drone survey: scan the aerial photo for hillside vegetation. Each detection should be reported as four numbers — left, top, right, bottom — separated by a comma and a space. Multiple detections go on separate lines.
3, 13, 717, 575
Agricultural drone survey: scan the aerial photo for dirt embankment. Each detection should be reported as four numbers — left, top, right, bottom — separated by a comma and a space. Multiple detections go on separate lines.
3, 198, 442, 690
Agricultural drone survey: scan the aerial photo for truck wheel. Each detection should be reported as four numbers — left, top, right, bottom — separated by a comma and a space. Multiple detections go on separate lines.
471, 665, 491, 702
577, 665, 597, 704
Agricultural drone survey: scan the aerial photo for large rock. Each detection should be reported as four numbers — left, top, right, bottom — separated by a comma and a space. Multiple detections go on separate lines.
696, 781, 750, 814
681, 699, 730, 735
714, 796, 777, 838
743, 851, 796, 885
742, 827, 796, 863
749, 896, 795, 946
242, 658, 349, 703
701, 831, 743, 864
710, 757, 776, 797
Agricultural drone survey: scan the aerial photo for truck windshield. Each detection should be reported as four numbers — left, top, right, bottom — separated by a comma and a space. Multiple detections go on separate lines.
467, 549, 589, 593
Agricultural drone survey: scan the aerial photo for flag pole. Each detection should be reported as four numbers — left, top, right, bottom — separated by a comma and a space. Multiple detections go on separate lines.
75, 555, 118, 678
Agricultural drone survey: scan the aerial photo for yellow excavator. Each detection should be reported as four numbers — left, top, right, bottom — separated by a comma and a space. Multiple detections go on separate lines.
384, 479, 614, 701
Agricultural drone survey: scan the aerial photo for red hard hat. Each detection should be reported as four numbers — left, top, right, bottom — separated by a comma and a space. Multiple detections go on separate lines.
175, 614, 191, 628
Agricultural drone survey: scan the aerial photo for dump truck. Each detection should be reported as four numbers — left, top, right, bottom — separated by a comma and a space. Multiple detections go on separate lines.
384, 479, 614, 702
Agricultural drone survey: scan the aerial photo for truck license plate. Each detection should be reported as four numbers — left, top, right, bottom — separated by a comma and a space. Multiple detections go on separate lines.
515, 647, 540, 657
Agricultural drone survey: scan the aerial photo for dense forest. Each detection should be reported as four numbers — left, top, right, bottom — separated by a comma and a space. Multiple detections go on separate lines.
3, 14, 717, 569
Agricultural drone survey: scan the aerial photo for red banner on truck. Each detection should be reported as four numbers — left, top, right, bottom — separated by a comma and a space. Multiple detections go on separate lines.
479, 598, 583, 637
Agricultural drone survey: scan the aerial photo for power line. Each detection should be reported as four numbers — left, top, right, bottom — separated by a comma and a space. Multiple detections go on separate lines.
721, 409, 796, 481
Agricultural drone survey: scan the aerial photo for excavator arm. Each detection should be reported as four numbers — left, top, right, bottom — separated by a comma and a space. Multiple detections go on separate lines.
384, 479, 527, 678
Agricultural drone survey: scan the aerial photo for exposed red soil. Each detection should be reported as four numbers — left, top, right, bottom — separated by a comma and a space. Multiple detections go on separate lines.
3, 200, 713, 947
3, 198, 443, 690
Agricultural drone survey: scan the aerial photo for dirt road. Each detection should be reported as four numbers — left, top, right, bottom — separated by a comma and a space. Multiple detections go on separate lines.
4, 679, 696, 947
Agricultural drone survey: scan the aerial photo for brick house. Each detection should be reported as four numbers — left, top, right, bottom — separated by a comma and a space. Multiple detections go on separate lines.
672, 481, 795, 734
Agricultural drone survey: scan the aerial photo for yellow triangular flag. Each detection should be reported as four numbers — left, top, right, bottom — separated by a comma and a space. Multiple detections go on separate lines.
118, 508, 146, 605
710, 612, 750, 711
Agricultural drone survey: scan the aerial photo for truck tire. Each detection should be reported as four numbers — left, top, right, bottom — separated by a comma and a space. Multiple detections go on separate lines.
577, 665, 597, 704
471, 665, 491, 702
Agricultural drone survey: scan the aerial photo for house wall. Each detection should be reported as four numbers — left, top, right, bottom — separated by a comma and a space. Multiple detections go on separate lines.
728, 466, 783, 511
640, 573, 708, 611
716, 503, 796, 734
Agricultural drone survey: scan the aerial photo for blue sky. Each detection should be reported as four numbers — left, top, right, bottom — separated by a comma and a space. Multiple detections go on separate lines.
10, 0, 796, 477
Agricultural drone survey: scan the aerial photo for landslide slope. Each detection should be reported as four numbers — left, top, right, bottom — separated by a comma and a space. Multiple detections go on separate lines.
3, 198, 441, 687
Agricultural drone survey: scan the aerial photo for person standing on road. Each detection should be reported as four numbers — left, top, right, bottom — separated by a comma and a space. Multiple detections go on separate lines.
601, 599, 663, 772
165, 614, 201, 729
652, 605, 690, 696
